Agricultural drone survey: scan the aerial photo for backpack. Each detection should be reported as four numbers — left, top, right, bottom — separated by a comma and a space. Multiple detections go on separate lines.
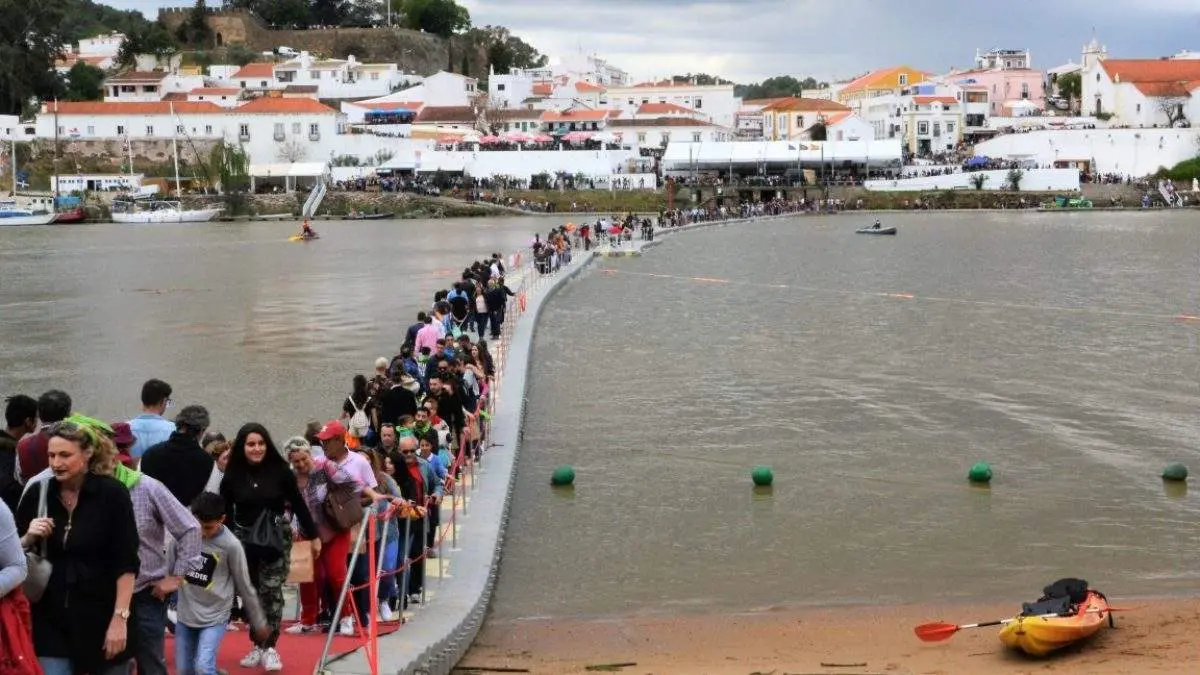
347, 396, 371, 437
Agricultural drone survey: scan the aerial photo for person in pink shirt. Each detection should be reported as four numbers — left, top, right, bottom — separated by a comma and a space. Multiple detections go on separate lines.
413, 315, 441, 356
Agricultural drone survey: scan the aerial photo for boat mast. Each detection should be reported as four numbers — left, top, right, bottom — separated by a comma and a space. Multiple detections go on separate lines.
10, 136, 15, 196
170, 102, 182, 198
53, 100, 60, 199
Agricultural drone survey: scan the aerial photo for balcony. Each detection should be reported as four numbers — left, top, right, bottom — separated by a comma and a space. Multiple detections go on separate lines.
239, 133, 250, 142
309, 132, 320, 141
274, 132, 286, 141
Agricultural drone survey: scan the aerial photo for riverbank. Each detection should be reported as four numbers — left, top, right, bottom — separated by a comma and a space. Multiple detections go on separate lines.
462, 596, 1200, 674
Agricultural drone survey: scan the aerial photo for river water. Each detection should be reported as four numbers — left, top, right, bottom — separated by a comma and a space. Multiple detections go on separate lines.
4, 212, 1199, 621
490, 210, 1200, 620
0, 218, 538, 436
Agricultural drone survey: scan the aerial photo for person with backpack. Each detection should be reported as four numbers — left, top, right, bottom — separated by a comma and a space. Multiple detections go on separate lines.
341, 375, 374, 439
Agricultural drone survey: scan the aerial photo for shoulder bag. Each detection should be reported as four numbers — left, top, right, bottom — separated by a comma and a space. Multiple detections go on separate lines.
321, 460, 365, 531
21, 481, 52, 603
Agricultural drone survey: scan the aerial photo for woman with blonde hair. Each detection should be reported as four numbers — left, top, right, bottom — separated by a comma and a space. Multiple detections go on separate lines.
16, 414, 140, 675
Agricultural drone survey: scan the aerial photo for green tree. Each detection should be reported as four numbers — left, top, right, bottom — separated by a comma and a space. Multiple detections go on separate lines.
62, 62, 105, 101
176, 0, 215, 47
670, 73, 733, 86
225, 44, 259, 66
1056, 72, 1081, 101
0, 0, 67, 114
470, 26, 546, 74
735, 75, 826, 100
1006, 168, 1024, 191
116, 20, 178, 69
230, 0, 309, 28
808, 122, 828, 141
400, 0, 471, 37
310, 0, 349, 27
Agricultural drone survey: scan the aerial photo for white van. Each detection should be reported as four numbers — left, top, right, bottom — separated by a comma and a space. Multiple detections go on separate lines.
277, 46, 299, 57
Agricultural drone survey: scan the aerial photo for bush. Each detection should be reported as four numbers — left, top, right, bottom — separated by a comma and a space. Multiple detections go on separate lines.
1155, 157, 1200, 181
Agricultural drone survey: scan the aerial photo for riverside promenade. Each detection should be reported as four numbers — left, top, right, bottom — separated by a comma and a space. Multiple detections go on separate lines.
327, 211, 796, 675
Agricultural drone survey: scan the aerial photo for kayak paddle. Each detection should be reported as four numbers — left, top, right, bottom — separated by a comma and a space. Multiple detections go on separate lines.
915, 606, 1131, 642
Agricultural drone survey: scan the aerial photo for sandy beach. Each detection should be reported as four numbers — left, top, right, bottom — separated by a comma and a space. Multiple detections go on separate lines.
461, 597, 1200, 674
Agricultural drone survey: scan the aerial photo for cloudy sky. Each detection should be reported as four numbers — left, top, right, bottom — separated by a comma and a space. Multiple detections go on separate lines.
106, 0, 1200, 82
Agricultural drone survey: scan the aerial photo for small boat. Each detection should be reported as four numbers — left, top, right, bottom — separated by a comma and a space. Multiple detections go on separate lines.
856, 225, 897, 235
0, 200, 56, 226
998, 580, 1111, 656
289, 234, 320, 242
110, 186, 222, 224
53, 196, 87, 224
344, 211, 394, 220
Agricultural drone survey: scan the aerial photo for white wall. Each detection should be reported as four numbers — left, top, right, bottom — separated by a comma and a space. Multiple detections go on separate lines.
974, 128, 1200, 175
489, 72, 534, 108
423, 72, 479, 107
606, 84, 739, 128
863, 168, 1081, 192
382, 148, 640, 182
610, 123, 733, 148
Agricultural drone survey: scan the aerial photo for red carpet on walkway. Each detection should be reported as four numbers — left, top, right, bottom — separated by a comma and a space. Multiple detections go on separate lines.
165, 622, 401, 675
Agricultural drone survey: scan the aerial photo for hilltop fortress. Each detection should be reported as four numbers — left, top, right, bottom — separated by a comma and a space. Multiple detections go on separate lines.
157, 7, 487, 78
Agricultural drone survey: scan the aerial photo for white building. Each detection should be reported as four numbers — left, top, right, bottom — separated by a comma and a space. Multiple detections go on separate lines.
35, 99, 344, 166
605, 80, 740, 129
608, 117, 734, 148
506, 53, 630, 89
362, 71, 477, 109
102, 69, 205, 102
228, 63, 280, 94
1081, 50, 1200, 126
974, 127, 1200, 176
187, 87, 242, 108
860, 81, 991, 153
975, 48, 1031, 70
79, 33, 125, 58
272, 52, 408, 99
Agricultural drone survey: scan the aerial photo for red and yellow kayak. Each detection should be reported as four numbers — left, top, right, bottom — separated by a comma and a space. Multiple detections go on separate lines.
998, 589, 1110, 656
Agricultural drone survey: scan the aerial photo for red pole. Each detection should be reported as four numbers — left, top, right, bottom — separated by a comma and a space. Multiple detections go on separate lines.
368, 517, 379, 675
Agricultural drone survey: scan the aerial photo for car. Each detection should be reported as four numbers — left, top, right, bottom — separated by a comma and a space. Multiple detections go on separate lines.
277, 46, 299, 57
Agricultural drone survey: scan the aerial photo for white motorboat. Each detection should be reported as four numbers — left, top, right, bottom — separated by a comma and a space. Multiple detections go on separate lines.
0, 200, 56, 226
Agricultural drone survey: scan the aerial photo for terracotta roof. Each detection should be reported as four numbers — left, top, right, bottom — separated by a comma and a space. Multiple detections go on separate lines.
233, 63, 275, 79
540, 109, 614, 122
1099, 59, 1200, 85
912, 96, 958, 106
532, 83, 552, 96
761, 97, 850, 112
45, 101, 224, 115
356, 100, 422, 111
1133, 81, 1200, 97
819, 111, 853, 126
191, 87, 240, 95
235, 98, 335, 113
575, 81, 605, 93
636, 102, 698, 115
608, 117, 715, 128
416, 106, 478, 123
106, 70, 168, 83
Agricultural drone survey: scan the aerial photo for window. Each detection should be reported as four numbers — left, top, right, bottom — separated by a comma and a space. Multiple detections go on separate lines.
176, 125, 185, 134
695, 97, 702, 109
1136, 103, 1141, 113
274, 122, 285, 139
637, 132, 646, 143
1096, 73, 1101, 82
86, 126, 94, 135
899, 74, 908, 85
917, 121, 928, 134
627, 98, 634, 105
309, 123, 320, 137
1021, 83, 1029, 99
641, 98, 649, 104
796, 115, 804, 127
660, 132, 669, 144
946, 122, 955, 133
238, 123, 249, 138
260, 80, 268, 88
205, 125, 213, 135
144, 85, 157, 93
497, 83, 506, 91
57, 126, 64, 135
692, 132, 701, 142
146, 126, 154, 135
292, 122, 301, 134
117, 125, 125, 135
370, 72, 379, 81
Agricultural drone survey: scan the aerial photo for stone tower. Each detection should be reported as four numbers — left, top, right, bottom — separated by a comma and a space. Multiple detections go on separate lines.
1082, 34, 1107, 70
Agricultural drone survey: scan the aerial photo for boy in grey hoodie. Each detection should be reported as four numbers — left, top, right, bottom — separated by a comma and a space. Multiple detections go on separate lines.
169, 492, 270, 675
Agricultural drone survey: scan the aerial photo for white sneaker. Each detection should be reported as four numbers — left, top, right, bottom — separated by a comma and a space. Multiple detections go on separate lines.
262, 648, 282, 672
338, 617, 355, 636
239, 647, 263, 668
284, 623, 316, 634
379, 604, 395, 622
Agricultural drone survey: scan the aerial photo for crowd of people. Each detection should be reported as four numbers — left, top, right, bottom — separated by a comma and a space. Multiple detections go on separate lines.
0, 251, 512, 675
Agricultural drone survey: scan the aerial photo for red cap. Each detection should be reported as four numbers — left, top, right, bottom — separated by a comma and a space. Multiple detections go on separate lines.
111, 422, 136, 446
315, 420, 346, 441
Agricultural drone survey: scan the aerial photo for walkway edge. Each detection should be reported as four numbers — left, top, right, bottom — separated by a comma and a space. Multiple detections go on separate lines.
330, 212, 794, 675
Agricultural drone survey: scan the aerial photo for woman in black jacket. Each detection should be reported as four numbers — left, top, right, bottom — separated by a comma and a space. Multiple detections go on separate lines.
17, 416, 139, 675
221, 423, 317, 672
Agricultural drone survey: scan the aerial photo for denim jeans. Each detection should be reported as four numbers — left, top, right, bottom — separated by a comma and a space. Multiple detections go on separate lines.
174, 623, 227, 675
133, 587, 168, 675
39, 658, 130, 675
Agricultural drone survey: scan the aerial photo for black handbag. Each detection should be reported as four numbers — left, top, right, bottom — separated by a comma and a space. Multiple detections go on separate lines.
237, 508, 287, 561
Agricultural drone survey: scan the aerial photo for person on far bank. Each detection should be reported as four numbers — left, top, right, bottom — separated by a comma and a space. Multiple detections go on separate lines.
129, 379, 175, 460
15, 390, 72, 485
221, 423, 317, 672
141, 405, 220, 508
170, 492, 269, 675
17, 415, 140, 675
1, 394, 38, 511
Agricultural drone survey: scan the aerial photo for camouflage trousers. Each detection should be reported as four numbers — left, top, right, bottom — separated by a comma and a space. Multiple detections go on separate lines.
246, 526, 293, 649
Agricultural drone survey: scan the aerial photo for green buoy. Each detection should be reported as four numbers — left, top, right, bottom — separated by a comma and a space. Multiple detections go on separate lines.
968, 462, 993, 483
550, 465, 576, 486
1162, 462, 1188, 482
751, 466, 774, 487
